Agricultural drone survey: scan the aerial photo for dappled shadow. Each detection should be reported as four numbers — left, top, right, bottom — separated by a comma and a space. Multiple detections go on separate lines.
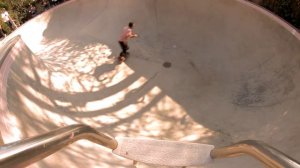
4, 37, 218, 168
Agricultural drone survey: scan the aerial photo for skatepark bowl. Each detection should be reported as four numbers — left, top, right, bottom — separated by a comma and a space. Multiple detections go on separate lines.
0, 0, 300, 167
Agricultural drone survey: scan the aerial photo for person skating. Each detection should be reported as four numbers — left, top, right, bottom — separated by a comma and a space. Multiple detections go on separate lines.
118, 22, 138, 62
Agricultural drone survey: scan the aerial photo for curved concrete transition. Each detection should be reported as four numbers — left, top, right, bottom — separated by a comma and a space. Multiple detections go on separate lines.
1, 0, 300, 167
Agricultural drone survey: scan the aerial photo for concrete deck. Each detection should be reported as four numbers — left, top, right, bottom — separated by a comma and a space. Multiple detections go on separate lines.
0, 0, 300, 167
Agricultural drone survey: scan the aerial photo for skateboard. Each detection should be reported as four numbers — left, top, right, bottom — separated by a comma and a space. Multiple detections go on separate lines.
118, 52, 129, 62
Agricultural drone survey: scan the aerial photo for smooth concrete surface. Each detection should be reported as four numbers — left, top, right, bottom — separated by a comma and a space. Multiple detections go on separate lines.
1, 0, 300, 167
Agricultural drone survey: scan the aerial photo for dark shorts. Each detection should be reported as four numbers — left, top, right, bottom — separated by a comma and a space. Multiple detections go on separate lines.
119, 41, 129, 52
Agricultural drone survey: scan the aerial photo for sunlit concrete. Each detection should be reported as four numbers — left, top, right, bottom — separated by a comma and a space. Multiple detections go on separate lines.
0, 0, 300, 167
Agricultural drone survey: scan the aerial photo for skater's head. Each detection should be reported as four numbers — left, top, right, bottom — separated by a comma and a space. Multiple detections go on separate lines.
128, 22, 134, 28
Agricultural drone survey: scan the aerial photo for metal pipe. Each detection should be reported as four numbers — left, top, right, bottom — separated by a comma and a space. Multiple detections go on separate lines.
211, 140, 300, 168
1, 124, 299, 168
0, 124, 117, 168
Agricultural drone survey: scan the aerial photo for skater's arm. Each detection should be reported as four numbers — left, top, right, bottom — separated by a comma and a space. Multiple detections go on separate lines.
128, 29, 138, 38
129, 33, 137, 38
131, 33, 138, 38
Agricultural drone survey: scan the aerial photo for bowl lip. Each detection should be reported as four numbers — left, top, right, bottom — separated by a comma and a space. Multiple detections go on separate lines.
2, 0, 300, 51
237, 0, 300, 41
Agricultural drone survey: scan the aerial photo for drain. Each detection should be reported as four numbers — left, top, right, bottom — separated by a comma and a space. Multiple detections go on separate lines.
163, 62, 172, 68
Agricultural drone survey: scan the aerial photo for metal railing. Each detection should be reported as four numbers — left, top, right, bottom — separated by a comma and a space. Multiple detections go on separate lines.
0, 125, 117, 168
0, 124, 299, 168
211, 140, 300, 168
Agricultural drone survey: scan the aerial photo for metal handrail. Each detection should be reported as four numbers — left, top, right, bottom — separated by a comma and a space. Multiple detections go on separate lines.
0, 124, 117, 168
211, 140, 300, 168
0, 124, 299, 168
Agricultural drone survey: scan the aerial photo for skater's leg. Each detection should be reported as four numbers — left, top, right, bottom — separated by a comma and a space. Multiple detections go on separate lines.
124, 43, 129, 55
119, 41, 127, 55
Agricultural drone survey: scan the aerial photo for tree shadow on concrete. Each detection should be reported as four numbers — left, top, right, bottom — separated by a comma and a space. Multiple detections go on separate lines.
5, 37, 219, 168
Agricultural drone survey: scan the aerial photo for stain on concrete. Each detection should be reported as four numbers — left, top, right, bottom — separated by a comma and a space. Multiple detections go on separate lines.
235, 83, 266, 106
233, 65, 296, 107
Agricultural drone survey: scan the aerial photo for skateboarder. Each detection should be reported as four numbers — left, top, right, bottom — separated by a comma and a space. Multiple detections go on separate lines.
118, 22, 138, 61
